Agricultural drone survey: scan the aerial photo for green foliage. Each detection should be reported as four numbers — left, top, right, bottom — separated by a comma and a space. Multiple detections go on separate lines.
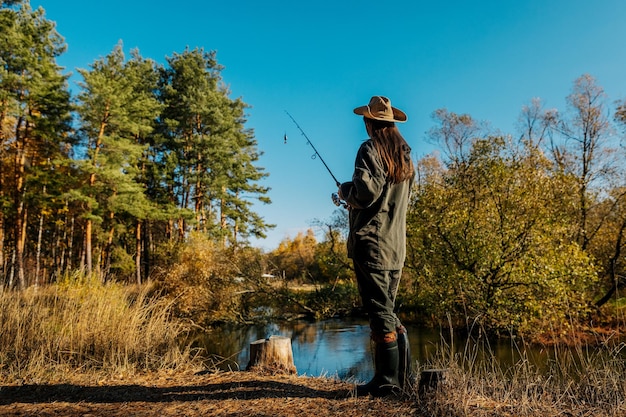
0, 0, 72, 287
155, 47, 272, 244
148, 229, 358, 324
269, 211, 352, 286
0, 4, 274, 285
299, 281, 360, 320
311, 209, 352, 284
109, 245, 136, 278
406, 112, 599, 336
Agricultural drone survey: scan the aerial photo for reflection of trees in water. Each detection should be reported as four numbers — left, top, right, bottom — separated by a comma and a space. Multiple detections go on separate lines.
193, 319, 380, 377
194, 322, 619, 379
191, 323, 281, 370
409, 327, 443, 364
284, 321, 318, 345
292, 320, 374, 380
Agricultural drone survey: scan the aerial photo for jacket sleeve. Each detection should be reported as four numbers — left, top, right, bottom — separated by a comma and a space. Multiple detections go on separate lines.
340, 141, 386, 210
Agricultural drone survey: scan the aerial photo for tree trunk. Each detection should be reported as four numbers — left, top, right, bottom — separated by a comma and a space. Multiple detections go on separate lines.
246, 336, 296, 375
67, 215, 75, 273
418, 369, 448, 395
14, 118, 27, 289
220, 188, 227, 247
143, 220, 151, 282
35, 201, 44, 286
103, 211, 115, 281
595, 217, 626, 308
16, 199, 26, 289
135, 220, 142, 284
86, 112, 107, 278
0, 167, 4, 282
85, 218, 92, 276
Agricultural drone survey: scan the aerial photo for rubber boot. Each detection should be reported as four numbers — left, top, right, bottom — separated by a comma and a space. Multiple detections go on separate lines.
356, 339, 401, 397
397, 325, 415, 390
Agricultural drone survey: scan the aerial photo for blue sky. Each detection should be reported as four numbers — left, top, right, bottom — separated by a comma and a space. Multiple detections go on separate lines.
31, 0, 626, 250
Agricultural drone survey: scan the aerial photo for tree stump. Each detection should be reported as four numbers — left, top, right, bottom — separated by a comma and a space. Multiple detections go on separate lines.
418, 368, 447, 395
246, 335, 297, 375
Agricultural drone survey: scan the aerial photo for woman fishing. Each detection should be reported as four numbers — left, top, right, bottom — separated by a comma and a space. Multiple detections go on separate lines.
338, 96, 415, 397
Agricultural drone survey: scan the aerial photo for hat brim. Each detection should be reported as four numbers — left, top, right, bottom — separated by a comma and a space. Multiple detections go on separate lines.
353, 105, 407, 123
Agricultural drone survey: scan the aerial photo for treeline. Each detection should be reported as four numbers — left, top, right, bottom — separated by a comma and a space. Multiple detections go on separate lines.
405, 75, 626, 336
270, 75, 626, 338
0, 1, 271, 288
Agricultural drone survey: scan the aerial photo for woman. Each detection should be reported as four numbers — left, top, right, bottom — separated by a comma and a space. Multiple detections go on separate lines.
338, 96, 414, 397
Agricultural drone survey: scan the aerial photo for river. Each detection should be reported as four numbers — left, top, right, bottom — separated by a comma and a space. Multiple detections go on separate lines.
191, 318, 564, 381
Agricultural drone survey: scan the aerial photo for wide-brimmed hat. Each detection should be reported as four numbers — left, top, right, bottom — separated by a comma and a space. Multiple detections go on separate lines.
353, 96, 407, 123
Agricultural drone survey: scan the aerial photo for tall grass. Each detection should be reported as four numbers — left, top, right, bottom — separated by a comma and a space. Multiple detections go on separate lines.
416, 327, 626, 416
0, 277, 198, 382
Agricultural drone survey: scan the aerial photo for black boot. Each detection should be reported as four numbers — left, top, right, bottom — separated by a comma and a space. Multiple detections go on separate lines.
356, 338, 400, 397
397, 325, 415, 390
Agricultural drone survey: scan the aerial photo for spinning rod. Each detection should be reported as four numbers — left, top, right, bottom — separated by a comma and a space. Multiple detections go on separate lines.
284, 110, 341, 188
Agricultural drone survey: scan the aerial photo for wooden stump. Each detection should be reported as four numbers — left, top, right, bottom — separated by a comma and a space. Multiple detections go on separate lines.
246, 335, 297, 375
418, 368, 447, 395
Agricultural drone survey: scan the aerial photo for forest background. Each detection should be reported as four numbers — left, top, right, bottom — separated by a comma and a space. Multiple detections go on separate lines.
2, 0, 626, 346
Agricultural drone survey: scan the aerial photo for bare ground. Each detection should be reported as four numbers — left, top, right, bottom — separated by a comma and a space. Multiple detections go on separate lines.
0, 371, 418, 417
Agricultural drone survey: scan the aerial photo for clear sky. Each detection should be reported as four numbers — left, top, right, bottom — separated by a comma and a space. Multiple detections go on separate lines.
30, 0, 626, 250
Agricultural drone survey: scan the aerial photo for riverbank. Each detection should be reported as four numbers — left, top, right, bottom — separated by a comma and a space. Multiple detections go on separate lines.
0, 370, 416, 417
3, 366, 626, 416
2, 283, 625, 416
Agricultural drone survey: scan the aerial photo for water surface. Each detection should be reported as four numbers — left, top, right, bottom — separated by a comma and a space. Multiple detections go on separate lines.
193, 318, 541, 381
195, 318, 626, 381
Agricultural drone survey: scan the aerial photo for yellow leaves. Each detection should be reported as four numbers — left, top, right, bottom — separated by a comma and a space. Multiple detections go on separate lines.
1, 114, 17, 140
270, 229, 317, 281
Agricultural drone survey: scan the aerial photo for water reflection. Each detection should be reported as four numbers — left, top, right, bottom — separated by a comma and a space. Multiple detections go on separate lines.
194, 318, 376, 380
192, 319, 496, 381
191, 318, 622, 382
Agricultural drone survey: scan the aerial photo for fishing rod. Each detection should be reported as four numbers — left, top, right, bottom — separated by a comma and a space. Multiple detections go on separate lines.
285, 110, 341, 187
284, 110, 347, 208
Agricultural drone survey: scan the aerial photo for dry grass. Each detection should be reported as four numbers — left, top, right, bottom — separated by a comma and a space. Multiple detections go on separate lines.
416, 332, 626, 416
2, 279, 626, 416
0, 278, 196, 382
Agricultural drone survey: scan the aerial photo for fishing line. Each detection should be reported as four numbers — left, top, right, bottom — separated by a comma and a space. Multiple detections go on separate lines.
284, 111, 347, 208
284, 110, 341, 187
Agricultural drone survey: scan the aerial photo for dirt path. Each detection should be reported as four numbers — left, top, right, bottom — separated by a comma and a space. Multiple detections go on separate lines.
0, 371, 417, 416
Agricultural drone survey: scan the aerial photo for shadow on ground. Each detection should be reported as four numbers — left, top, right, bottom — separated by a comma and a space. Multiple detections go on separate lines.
0, 380, 351, 404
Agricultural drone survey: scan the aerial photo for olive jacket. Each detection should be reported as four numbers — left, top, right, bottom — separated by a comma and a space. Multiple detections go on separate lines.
339, 139, 412, 271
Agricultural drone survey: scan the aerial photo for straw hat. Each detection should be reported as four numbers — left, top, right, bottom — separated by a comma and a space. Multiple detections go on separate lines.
353, 96, 407, 123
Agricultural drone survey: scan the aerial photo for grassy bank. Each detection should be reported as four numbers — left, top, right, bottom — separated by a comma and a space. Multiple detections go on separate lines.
1, 280, 625, 416
0, 279, 197, 381
415, 332, 626, 416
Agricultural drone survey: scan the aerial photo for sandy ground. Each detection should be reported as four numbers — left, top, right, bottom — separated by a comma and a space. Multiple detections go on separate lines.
0, 371, 418, 417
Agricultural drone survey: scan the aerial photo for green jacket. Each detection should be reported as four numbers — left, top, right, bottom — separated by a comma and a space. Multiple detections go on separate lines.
339, 139, 412, 270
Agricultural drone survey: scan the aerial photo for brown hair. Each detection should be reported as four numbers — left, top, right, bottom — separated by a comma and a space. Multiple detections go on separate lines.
364, 117, 414, 184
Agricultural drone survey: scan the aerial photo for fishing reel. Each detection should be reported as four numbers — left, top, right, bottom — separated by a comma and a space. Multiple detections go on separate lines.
332, 192, 348, 209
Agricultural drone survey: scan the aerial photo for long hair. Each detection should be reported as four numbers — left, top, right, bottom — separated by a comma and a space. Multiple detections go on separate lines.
364, 117, 414, 184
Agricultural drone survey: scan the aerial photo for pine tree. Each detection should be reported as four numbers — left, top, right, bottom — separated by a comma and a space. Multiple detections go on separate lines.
0, 1, 72, 287
75, 44, 160, 280
156, 48, 272, 245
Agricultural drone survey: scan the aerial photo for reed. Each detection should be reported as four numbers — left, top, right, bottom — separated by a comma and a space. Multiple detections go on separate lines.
0, 277, 198, 382
416, 327, 626, 416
